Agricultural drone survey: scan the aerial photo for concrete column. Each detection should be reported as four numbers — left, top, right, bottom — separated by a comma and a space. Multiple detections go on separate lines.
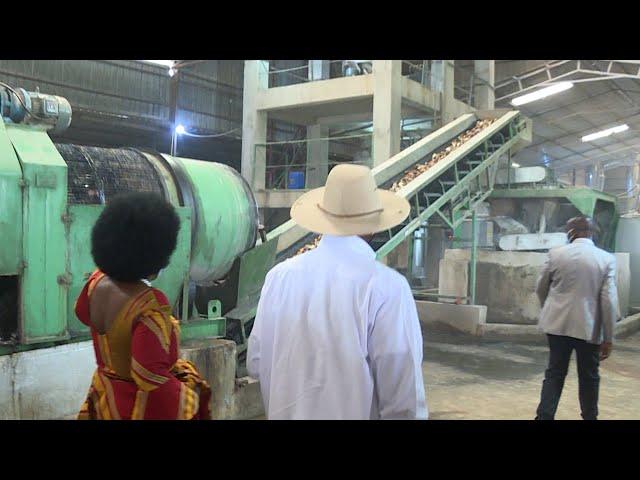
473, 60, 495, 110
431, 60, 456, 125
430, 60, 443, 92
241, 60, 269, 191
306, 124, 329, 188
308, 60, 330, 81
442, 60, 456, 124
372, 60, 402, 167
305, 61, 331, 188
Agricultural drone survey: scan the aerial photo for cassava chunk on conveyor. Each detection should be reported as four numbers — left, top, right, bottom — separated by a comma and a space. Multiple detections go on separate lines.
389, 118, 496, 192
293, 118, 497, 257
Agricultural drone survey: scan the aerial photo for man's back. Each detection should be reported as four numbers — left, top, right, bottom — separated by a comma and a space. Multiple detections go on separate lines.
247, 235, 427, 420
537, 238, 618, 344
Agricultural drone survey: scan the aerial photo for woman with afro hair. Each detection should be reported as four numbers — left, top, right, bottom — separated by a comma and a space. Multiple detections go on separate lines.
76, 192, 211, 420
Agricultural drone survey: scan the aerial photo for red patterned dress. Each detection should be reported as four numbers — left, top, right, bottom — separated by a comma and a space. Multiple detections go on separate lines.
76, 270, 211, 420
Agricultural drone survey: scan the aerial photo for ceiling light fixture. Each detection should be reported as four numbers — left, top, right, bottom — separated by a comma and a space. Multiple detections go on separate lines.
139, 60, 178, 77
511, 162, 521, 167
581, 124, 629, 142
511, 82, 574, 106
140, 60, 176, 68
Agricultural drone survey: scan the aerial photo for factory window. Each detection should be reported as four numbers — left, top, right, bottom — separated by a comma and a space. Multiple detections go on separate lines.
0, 276, 19, 344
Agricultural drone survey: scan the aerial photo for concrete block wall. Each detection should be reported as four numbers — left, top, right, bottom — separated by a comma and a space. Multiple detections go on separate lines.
417, 302, 640, 341
0, 341, 95, 420
438, 249, 631, 325
476, 259, 545, 324
0, 339, 264, 420
0, 355, 15, 419
416, 301, 487, 336
438, 258, 468, 299
181, 338, 264, 420
616, 253, 631, 317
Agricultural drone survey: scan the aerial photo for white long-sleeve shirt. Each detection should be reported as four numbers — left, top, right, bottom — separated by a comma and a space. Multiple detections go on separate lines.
247, 234, 428, 420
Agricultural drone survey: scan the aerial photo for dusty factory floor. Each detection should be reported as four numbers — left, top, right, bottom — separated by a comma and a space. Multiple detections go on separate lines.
423, 329, 640, 420
248, 330, 640, 421
60, 331, 639, 421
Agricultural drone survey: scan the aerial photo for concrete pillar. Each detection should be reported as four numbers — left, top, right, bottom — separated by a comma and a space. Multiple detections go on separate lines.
431, 60, 456, 125
306, 124, 329, 188
473, 60, 495, 110
308, 60, 330, 81
372, 60, 402, 167
241, 60, 269, 191
442, 60, 456, 124
430, 60, 443, 92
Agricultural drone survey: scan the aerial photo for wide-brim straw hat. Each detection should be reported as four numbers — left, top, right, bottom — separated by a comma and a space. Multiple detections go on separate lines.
290, 164, 410, 236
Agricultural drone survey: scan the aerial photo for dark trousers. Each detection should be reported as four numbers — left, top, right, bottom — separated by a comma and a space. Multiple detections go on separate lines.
536, 334, 600, 420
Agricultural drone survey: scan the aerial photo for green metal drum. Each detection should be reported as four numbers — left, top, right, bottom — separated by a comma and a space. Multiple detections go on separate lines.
163, 155, 259, 285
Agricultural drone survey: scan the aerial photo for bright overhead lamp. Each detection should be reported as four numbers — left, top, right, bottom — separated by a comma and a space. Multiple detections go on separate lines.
139, 60, 178, 76
175, 124, 186, 135
511, 162, 521, 167
581, 124, 629, 142
511, 82, 574, 106
140, 60, 176, 68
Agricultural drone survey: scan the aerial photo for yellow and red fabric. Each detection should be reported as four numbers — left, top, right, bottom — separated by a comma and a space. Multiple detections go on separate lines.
76, 270, 211, 420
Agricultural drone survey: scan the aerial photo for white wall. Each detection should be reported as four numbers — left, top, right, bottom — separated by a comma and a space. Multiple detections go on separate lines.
0, 342, 95, 420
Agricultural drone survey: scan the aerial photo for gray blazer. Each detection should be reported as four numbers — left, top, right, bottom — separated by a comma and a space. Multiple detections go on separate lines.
536, 238, 619, 344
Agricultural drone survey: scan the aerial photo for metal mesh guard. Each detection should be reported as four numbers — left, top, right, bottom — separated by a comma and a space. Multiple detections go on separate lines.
56, 144, 165, 204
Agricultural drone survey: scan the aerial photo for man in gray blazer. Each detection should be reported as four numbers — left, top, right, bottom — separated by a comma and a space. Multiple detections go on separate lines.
535, 216, 619, 420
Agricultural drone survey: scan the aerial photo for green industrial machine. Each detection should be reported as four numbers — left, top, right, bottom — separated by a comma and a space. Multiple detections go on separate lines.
489, 179, 618, 251
0, 85, 275, 371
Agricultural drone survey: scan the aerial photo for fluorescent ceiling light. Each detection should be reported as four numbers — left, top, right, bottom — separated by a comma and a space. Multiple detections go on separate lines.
139, 60, 176, 68
581, 124, 629, 142
511, 82, 574, 106
511, 162, 520, 167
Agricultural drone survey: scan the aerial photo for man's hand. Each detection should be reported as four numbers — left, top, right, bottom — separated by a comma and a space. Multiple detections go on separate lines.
599, 342, 613, 361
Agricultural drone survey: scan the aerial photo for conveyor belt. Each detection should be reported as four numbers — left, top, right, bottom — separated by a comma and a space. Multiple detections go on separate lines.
269, 109, 532, 262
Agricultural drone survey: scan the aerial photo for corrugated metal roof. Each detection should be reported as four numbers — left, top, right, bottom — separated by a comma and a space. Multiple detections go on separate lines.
0, 60, 243, 136
500, 61, 640, 174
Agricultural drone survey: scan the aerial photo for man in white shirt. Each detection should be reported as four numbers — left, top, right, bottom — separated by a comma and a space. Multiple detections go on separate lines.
535, 215, 619, 420
247, 164, 428, 420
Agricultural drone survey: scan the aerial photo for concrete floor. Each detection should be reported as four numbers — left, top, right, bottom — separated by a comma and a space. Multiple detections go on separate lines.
423, 330, 640, 420
61, 331, 640, 420
249, 331, 640, 421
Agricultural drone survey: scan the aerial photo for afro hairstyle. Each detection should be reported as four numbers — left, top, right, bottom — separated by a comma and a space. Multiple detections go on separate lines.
91, 192, 180, 282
